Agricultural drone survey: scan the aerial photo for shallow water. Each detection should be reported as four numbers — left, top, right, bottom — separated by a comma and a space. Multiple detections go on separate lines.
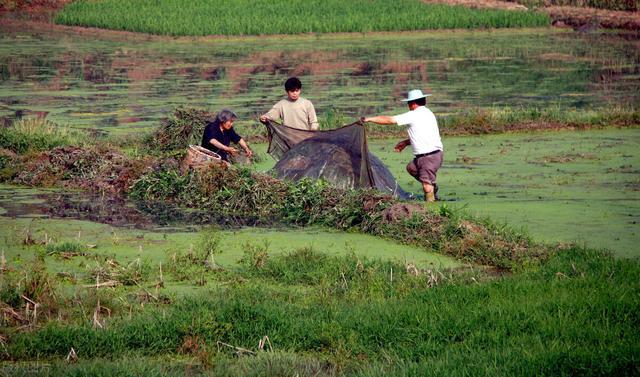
0, 185, 459, 268
0, 185, 276, 231
369, 128, 640, 258
1, 27, 638, 134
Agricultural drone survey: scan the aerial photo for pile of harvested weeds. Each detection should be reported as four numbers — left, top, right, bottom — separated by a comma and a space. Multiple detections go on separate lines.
145, 107, 213, 155
130, 163, 548, 269
12, 145, 156, 195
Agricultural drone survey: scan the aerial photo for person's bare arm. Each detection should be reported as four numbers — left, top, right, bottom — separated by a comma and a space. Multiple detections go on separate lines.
238, 139, 253, 158
209, 138, 237, 155
259, 103, 282, 123
394, 139, 411, 152
363, 115, 397, 125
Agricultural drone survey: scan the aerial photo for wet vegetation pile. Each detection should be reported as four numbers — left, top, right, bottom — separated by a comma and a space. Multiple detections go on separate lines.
144, 107, 212, 155
131, 164, 546, 269
3, 144, 152, 195
54, 0, 550, 37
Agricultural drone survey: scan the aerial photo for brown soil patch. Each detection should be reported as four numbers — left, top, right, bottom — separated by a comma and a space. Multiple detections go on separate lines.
0, 0, 71, 12
424, 0, 640, 30
544, 6, 640, 30
423, 0, 527, 11
0, 0, 72, 21
381, 202, 427, 222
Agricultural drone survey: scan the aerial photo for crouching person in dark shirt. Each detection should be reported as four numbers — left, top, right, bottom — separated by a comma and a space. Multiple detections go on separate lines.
201, 109, 253, 163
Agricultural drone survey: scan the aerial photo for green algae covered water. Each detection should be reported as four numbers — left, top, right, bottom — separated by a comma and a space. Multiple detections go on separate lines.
1, 27, 638, 135
368, 128, 640, 258
0, 185, 461, 269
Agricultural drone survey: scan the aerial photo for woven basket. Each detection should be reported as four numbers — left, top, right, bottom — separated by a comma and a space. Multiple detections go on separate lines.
182, 145, 227, 171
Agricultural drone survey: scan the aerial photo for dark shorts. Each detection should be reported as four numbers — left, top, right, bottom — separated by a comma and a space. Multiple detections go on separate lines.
406, 150, 443, 185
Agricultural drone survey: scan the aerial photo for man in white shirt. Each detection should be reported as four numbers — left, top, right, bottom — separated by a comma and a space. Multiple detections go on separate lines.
260, 77, 319, 131
363, 89, 443, 202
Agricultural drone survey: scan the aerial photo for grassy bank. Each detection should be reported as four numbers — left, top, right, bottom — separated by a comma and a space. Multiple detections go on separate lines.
1, 241, 638, 375
319, 105, 640, 139
54, 0, 549, 36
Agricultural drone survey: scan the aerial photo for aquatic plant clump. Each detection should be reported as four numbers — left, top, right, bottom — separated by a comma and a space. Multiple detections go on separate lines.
55, 0, 550, 36
144, 107, 213, 155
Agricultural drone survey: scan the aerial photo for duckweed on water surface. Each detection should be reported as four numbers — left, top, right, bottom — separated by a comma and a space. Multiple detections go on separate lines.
2, 28, 638, 134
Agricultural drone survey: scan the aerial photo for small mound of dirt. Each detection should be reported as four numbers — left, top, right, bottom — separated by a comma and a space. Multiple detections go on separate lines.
423, 0, 527, 11
381, 202, 426, 222
546, 6, 640, 30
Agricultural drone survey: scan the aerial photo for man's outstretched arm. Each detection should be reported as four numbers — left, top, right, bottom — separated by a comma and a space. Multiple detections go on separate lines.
363, 115, 397, 125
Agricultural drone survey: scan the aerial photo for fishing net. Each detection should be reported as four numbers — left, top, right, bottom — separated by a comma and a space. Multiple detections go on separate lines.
263, 120, 410, 199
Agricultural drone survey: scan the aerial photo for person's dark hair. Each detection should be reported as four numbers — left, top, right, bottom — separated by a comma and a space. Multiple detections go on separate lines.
408, 97, 427, 107
213, 108, 237, 127
284, 77, 302, 92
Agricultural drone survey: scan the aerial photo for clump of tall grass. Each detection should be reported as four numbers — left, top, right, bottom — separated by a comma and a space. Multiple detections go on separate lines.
86, 257, 153, 286
165, 227, 223, 282
0, 259, 60, 328
45, 241, 87, 257
0, 118, 87, 154
438, 105, 640, 134
55, 0, 550, 37
143, 107, 212, 156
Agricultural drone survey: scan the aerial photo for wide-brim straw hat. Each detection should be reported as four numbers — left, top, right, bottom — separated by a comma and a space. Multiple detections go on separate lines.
401, 89, 432, 102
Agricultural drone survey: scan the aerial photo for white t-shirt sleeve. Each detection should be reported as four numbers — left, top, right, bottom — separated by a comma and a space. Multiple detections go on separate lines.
393, 111, 414, 126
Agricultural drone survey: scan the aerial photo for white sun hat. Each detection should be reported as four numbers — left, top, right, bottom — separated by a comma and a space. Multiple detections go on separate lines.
401, 89, 432, 102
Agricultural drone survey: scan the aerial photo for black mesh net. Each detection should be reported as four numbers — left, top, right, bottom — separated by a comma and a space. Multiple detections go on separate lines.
264, 120, 410, 199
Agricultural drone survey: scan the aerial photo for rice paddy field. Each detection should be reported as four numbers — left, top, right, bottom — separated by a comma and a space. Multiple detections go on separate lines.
54, 0, 550, 36
1, 1, 639, 375
1, 27, 638, 135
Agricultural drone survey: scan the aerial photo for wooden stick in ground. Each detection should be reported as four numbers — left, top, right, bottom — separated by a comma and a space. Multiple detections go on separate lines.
217, 341, 256, 355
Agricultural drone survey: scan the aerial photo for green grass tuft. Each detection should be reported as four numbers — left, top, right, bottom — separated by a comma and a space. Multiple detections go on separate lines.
4, 246, 638, 375
0, 118, 87, 154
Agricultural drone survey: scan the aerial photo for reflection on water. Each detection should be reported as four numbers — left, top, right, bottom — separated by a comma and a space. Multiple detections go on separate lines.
0, 28, 639, 134
0, 186, 268, 230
